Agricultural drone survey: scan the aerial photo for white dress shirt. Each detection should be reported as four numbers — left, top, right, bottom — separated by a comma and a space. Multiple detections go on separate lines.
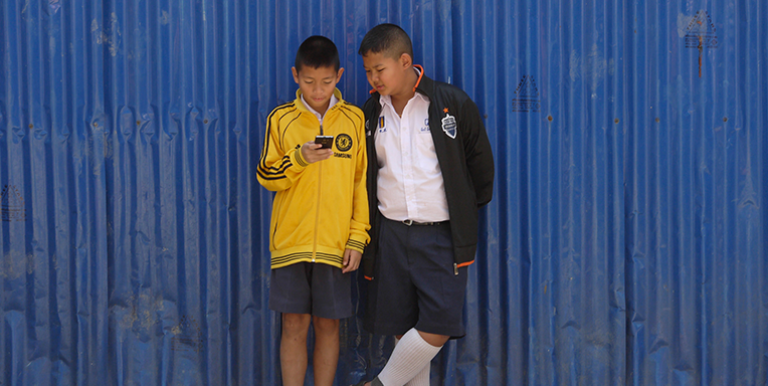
301, 93, 338, 125
375, 89, 450, 222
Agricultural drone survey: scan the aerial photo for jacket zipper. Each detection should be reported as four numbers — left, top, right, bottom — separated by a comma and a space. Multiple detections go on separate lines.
312, 123, 323, 262
272, 218, 278, 248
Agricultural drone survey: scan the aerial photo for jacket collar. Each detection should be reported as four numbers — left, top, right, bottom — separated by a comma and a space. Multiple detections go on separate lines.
412, 65, 434, 99
294, 88, 343, 114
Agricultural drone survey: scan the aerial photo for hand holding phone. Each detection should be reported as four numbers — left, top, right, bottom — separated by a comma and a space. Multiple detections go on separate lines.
301, 137, 334, 163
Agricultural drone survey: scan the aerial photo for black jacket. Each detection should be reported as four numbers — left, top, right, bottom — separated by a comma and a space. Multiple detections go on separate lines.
361, 72, 494, 278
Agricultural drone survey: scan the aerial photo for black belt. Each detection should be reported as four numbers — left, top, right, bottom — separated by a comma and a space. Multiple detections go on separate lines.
401, 219, 447, 226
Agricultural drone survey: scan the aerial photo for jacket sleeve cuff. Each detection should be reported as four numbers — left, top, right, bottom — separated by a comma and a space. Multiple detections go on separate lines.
291, 146, 310, 169
345, 235, 367, 254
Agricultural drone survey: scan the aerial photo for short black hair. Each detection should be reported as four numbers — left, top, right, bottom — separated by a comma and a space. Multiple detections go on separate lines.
358, 23, 413, 60
295, 36, 340, 72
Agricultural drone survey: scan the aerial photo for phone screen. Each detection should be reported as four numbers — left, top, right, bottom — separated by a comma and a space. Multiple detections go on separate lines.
315, 135, 334, 149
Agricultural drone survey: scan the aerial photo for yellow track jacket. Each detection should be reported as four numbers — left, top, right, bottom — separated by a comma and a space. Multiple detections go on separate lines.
257, 89, 370, 269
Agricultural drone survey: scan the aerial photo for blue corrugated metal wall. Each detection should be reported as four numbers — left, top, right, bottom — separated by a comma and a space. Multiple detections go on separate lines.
1, 0, 766, 385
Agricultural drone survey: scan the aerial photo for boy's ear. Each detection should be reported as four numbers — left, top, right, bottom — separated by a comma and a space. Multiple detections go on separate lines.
291, 67, 300, 84
336, 67, 345, 82
399, 53, 413, 69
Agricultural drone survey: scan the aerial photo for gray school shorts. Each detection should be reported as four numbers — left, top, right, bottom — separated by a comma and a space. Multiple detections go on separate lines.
364, 217, 468, 337
269, 261, 353, 320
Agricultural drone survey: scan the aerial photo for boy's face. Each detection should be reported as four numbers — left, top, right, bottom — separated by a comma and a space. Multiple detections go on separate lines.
292, 65, 344, 113
362, 51, 411, 97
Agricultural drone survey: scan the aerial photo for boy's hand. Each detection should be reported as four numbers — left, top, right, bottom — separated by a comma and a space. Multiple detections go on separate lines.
342, 249, 362, 273
301, 141, 333, 164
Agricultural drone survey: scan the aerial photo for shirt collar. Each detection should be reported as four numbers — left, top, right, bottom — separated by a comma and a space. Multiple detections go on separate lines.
301, 92, 339, 122
379, 92, 429, 110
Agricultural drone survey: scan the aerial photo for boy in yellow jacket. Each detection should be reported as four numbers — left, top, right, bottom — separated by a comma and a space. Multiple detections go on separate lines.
257, 36, 370, 386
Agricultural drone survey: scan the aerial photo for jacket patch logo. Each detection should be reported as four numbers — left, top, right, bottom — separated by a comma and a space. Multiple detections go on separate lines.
441, 114, 457, 139
335, 133, 353, 152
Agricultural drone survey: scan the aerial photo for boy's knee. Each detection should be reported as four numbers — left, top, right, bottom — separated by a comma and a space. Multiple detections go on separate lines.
282, 313, 311, 335
312, 316, 340, 335
417, 330, 449, 347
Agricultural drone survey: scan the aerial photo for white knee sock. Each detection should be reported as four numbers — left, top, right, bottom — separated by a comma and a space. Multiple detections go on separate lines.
377, 328, 441, 386
394, 337, 430, 386
404, 364, 430, 386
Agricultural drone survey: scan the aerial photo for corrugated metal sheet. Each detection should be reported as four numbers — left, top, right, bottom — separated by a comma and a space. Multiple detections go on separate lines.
1, 0, 766, 385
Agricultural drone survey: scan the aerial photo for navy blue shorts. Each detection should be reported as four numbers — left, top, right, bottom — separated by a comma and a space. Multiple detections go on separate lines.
269, 262, 353, 320
364, 217, 468, 337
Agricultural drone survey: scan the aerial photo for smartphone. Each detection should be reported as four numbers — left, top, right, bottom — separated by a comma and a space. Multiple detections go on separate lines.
315, 135, 334, 149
